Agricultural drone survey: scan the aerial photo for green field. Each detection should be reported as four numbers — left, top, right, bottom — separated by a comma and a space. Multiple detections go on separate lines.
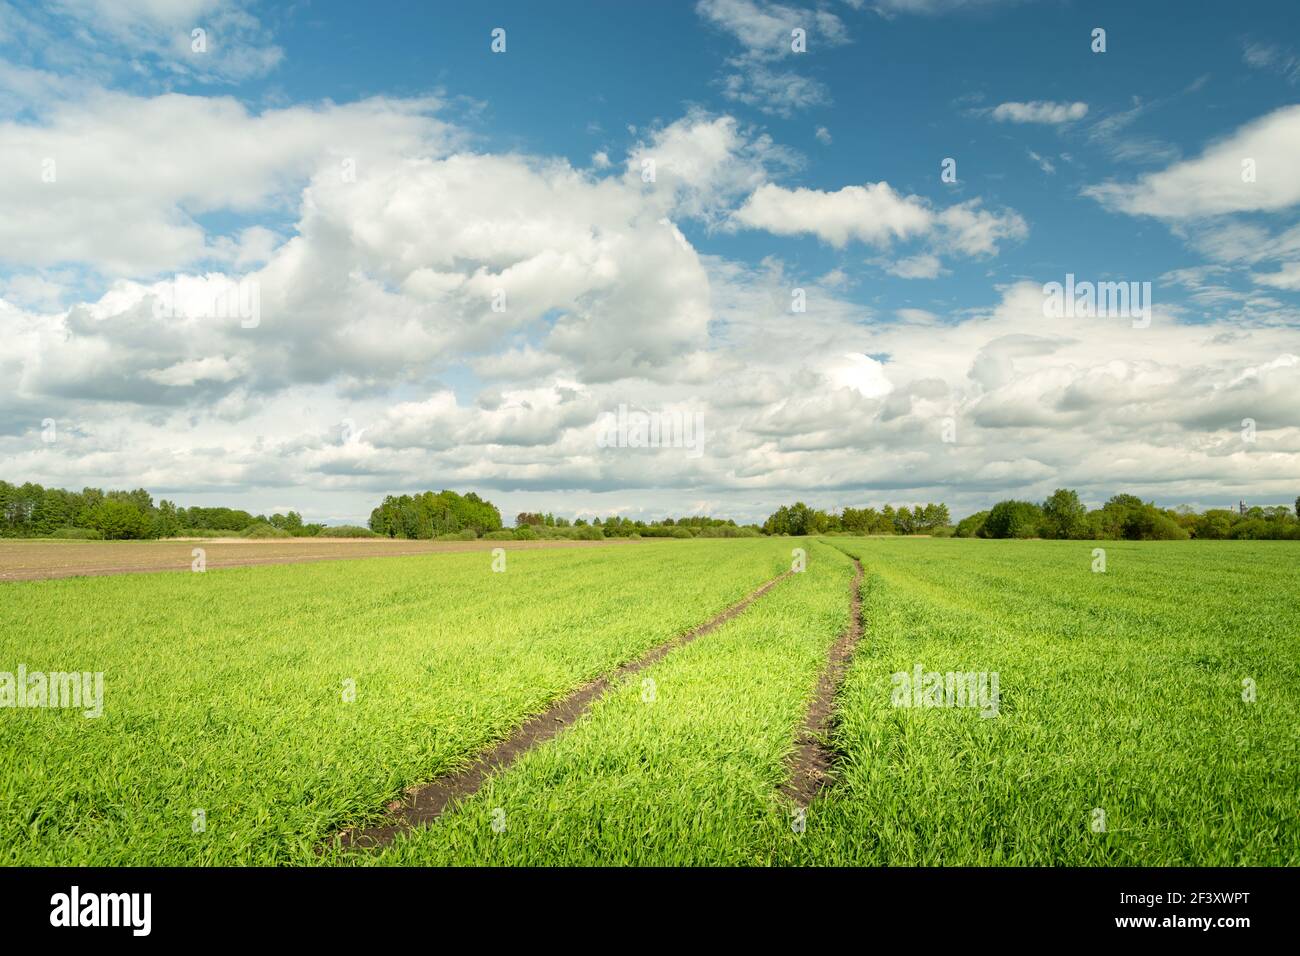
1, 537, 1295, 866
782, 538, 1300, 866
0, 540, 791, 864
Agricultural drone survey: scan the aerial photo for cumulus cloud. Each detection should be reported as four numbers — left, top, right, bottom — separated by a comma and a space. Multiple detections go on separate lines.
7, 264, 1299, 522
624, 112, 798, 223
733, 182, 932, 247
0, 90, 455, 275
3, 74, 1296, 525
732, 181, 1026, 260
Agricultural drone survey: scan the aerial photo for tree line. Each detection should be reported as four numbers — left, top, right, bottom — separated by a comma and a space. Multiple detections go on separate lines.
958, 491, 1300, 541
369, 500, 760, 541
762, 502, 951, 536
531, 514, 760, 539
7, 477, 1297, 543
760, 493, 1300, 541
0, 480, 347, 540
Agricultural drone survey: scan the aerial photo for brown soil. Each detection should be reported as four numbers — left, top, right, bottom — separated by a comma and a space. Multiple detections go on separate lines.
780, 558, 865, 806
0, 537, 626, 582
330, 569, 793, 852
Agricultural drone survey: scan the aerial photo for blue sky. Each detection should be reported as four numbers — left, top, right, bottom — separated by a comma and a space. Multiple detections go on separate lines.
2, 0, 1298, 524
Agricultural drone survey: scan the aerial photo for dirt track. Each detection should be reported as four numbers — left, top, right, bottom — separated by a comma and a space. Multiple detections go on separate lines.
781, 557, 865, 806
0, 537, 622, 582
332, 568, 794, 851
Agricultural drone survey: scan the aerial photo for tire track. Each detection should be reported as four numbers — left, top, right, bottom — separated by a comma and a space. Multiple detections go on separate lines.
780, 556, 864, 806
330, 568, 793, 851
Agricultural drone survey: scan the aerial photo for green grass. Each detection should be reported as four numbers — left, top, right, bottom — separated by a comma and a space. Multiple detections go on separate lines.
777, 537, 1300, 865
359, 540, 853, 866
0, 539, 791, 864
363, 538, 1298, 866
3, 535, 1295, 866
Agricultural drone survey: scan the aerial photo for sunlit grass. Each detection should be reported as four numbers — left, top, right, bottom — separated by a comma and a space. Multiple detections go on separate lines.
0, 540, 791, 864
362, 541, 853, 866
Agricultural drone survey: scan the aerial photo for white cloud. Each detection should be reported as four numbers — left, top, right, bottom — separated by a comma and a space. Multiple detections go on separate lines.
0, 90, 455, 275
1027, 150, 1055, 174
871, 0, 1027, 13
695, 0, 850, 116
990, 100, 1089, 124
733, 181, 932, 247
1084, 105, 1300, 219
624, 111, 798, 223
879, 253, 944, 279
12, 0, 283, 84
1086, 99, 1180, 165
733, 182, 1026, 260
1252, 262, 1300, 290
696, 0, 848, 56
2, 74, 1297, 526
825, 353, 893, 398
1242, 39, 1300, 84
7, 265, 1300, 523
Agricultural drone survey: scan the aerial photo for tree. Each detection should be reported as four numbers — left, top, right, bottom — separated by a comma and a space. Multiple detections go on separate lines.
893, 506, 915, 535
914, 503, 951, 533
983, 500, 1043, 539
1040, 488, 1088, 539
1194, 510, 1234, 539
152, 500, 181, 538
761, 501, 829, 536
91, 499, 152, 539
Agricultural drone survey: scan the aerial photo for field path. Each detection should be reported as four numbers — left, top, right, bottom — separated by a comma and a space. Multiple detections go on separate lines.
332, 567, 794, 851
781, 557, 865, 805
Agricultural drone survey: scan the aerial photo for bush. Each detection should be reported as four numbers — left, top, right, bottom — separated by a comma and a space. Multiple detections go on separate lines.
670, 527, 693, 538
47, 527, 103, 540
241, 522, 292, 538
436, 529, 479, 541
573, 525, 604, 540
483, 530, 515, 540
1229, 519, 1271, 540
954, 511, 989, 538
1146, 514, 1190, 540
315, 525, 380, 538
512, 526, 538, 540
696, 525, 761, 538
